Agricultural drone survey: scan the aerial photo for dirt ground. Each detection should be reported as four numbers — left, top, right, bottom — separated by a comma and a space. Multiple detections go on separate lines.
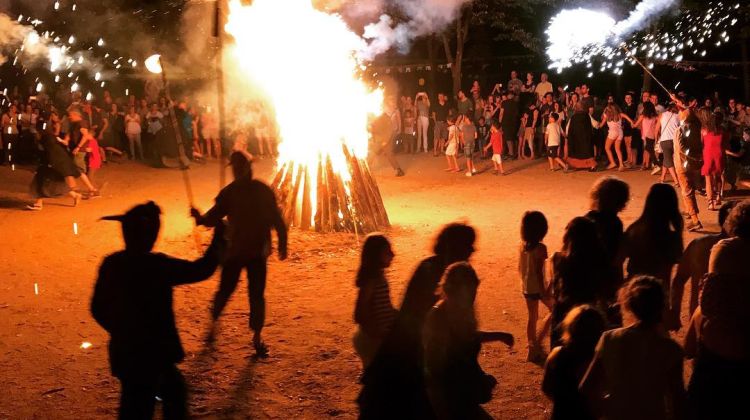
0, 153, 727, 419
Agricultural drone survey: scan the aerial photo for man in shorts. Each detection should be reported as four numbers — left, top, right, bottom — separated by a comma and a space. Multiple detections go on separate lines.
459, 113, 477, 177
432, 93, 449, 156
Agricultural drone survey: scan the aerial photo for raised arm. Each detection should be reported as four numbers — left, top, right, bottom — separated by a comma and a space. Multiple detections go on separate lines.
164, 224, 224, 286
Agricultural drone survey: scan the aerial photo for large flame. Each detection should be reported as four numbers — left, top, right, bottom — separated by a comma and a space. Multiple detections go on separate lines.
225, 0, 383, 228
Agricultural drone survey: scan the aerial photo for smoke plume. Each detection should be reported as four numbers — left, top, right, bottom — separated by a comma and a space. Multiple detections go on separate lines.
613, 0, 680, 37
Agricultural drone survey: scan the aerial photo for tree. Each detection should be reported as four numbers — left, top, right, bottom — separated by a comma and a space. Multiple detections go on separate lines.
440, 0, 553, 94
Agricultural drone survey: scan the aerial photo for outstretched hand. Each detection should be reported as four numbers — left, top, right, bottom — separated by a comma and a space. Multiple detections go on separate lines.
190, 207, 201, 222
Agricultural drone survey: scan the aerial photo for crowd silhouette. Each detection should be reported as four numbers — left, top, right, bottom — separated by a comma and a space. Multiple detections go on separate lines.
89, 153, 750, 418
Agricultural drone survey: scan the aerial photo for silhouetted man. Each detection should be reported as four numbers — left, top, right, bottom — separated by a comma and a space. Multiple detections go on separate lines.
92, 201, 224, 419
191, 152, 288, 357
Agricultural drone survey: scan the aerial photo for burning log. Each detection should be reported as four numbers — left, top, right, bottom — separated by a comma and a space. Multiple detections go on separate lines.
272, 147, 390, 234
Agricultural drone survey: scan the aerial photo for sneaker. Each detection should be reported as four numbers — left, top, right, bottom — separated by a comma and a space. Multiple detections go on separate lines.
465, 172, 472, 177
650, 166, 661, 176
26, 204, 42, 211
687, 221, 703, 232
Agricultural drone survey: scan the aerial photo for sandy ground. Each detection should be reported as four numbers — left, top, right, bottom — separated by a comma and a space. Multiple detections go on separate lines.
0, 153, 731, 419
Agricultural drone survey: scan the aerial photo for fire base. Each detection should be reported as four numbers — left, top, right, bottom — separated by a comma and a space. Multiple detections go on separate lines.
272, 146, 390, 233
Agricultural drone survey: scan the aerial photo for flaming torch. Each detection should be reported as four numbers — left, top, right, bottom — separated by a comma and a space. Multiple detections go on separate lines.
224, 0, 389, 233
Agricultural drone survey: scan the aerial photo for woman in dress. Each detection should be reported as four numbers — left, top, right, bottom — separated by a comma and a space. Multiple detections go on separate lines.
565, 102, 597, 170
27, 113, 97, 210
632, 102, 659, 170
698, 109, 727, 210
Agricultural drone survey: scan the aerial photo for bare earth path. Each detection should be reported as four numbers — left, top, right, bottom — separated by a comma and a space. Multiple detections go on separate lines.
0, 154, 725, 419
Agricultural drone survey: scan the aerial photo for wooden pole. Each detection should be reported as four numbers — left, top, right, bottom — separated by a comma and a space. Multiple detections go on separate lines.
214, 0, 228, 188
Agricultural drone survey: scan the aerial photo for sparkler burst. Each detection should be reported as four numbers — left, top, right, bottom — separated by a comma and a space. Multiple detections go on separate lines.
547, 1, 743, 75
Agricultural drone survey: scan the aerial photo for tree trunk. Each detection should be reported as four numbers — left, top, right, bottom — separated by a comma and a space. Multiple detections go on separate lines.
441, 6, 471, 96
427, 35, 437, 98
741, 27, 750, 103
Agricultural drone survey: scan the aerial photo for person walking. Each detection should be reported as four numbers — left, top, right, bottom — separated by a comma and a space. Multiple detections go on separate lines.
92, 201, 224, 419
415, 92, 431, 153
191, 152, 288, 357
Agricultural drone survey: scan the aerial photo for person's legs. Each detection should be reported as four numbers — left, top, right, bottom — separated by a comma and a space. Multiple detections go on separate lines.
605, 136, 616, 168
420, 116, 429, 152
705, 175, 714, 208
119, 376, 157, 420
526, 129, 536, 159
127, 133, 136, 160
159, 365, 188, 420
625, 135, 633, 164
135, 133, 144, 160
247, 258, 268, 351
614, 135, 625, 169
525, 298, 539, 360
676, 166, 700, 227
211, 260, 243, 320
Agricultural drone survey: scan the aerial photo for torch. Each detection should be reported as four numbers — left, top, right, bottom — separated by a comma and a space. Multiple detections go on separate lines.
145, 54, 195, 207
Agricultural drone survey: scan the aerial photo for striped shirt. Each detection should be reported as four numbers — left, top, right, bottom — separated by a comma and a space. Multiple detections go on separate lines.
355, 274, 397, 338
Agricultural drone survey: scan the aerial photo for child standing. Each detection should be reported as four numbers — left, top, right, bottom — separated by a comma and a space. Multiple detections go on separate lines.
519, 211, 554, 362
460, 114, 477, 177
445, 116, 460, 172
402, 109, 416, 154
545, 113, 569, 171
84, 129, 102, 196
476, 116, 490, 159
542, 305, 606, 420
483, 121, 505, 175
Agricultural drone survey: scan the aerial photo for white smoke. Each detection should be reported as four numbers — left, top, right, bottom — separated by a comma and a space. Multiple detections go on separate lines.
0, 13, 56, 67
613, 0, 680, 37
360, 0, 471, 60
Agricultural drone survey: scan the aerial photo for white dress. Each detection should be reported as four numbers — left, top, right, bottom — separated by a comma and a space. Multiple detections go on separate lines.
445, 125, 458, 156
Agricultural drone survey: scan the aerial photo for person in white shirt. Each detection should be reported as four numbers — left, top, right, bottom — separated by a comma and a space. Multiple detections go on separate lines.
124, 106, 143, 160
535, 73, 553, 104
545, 113, 569, 171
655, 104, 680, 185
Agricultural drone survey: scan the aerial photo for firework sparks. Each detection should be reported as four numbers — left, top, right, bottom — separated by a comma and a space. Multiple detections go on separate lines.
547, 1, 742, 75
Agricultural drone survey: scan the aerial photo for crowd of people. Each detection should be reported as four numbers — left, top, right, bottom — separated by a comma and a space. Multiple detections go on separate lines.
0, 88, 277, 210
382, 71, 750, 194
354, 177, 750, 419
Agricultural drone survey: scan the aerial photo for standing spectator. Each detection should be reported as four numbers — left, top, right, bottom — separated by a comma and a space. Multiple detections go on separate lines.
565, 102, 597, 171
470, 80, 481, 97
484, 121, 505, 175
535, 73, 553, 104
580, 85, 594, 113
432, 92, 449, 157
632, 102, 659, 170
651, 93, 666, 114
472, 92, 485, 123
542, 305, 606, 420
2, 104, 19, 165
622, 183, 683, 284
145, 104, 164, 161
124, 106, 144, 161
353, 234, 397, 369
622, 93, 638, 167
499, 91, 520, 159
520, 103, 539, 159
579, 276, 687, 420
456, 90, 472, 119
545, 113, 569, 171
520, 72, 537, 107
402, 109, 416, 154
415, 92, 430, 153
476, 116, 490, 159
698, 110, 727, 210
725, 128, 750, 191
459, 114, 477, 177
507, 70, 523, 95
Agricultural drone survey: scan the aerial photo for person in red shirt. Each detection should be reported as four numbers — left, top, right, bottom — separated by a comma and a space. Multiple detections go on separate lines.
483, 121, 505, 175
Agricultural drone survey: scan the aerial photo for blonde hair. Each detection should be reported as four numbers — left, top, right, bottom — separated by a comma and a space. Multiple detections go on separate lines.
604, 104, 621, 122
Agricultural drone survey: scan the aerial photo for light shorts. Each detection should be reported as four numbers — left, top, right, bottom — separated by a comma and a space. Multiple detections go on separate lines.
445, 141, 457, 156
492, 153, 503, 164
523, 127, 535, 142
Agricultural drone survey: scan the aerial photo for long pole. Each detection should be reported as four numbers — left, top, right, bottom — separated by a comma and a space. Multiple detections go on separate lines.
158, 57, 195, 207
215, 0, 227, 188
620, 43, 672, 97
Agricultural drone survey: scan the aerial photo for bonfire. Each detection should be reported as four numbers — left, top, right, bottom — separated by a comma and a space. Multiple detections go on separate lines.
225, 0, 389, 233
